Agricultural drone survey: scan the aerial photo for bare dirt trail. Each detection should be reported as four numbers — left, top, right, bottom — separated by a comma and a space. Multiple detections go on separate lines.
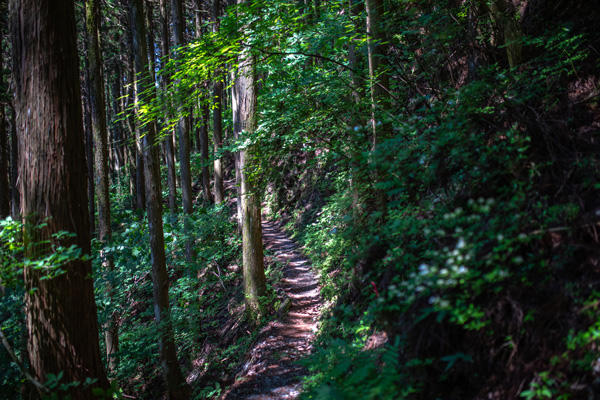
222, 218, 322, 399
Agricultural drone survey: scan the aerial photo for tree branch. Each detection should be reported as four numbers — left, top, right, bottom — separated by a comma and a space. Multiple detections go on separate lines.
0, 326, 49, 395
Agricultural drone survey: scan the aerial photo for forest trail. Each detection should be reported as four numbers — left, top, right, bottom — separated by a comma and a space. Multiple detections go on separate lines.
222, 218, 322, 399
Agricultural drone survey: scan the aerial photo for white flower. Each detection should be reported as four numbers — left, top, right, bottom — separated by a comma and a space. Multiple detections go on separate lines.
457, 266, 468, 274
513, 256, 524, 264
456, 237, 466, 249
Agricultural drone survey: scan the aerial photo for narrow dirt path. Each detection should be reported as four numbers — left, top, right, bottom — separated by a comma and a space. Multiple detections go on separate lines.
222, 218, 322, 399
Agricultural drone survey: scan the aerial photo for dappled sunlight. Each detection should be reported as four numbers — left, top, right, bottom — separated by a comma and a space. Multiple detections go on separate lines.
223, 219, 322, 399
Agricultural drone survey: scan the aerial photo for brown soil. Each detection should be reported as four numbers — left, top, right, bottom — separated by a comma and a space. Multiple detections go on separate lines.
221, 218, 322, 400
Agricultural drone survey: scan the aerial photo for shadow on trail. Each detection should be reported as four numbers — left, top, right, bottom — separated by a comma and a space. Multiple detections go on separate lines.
222, 219, 322, 400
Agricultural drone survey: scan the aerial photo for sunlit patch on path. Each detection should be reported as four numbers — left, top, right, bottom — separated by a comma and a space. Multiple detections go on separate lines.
222, 219, 322, 399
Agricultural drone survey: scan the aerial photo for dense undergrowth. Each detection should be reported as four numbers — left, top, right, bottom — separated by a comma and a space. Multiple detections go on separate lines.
0, 173, 286, 399
2, 0, 600, 399
259, 1, 600, 399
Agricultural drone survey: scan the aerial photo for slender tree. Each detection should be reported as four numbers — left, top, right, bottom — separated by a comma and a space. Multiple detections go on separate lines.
81, 48, 96, 235
364, 0, 390, 217
9, 105, 18, 218
128, 0, 191, 397
233, 0, 266, 318
109, 61, 126, 174
158, 0, 178, 215
489, 0, 522, 68
0, 104, 8, 218
171, 0, 194, 261
85, 0, 119, 372
125, 11, 146, 212
0, 0, 9, 218
212, 0, 225, 203
365, 0, 391, 145
195, 0, 213, 203
10, 0, 109, 396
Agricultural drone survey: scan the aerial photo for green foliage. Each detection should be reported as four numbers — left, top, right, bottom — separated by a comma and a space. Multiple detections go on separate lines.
300, 338, 410, 400
0, 218, 96, 399
3, 0, 599, 398
249, 0, 600, 397
93, 202, 242, 395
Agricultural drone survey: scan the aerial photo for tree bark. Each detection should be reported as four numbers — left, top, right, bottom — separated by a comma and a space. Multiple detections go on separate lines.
0, 103, 8, 218
365, 0, 389, 216
109, 62, 125, 173
234, 0, 266, 318
125, 13, 146, 212
81, 42, 96, 235
200, 100, 212, 203
158, 0, 178, 215
171, 0, 194, 261
128, 0, 191, 397
85, 0, 118, 373
231, 69, 243, 232
0, 47, 7, 217
489, 0, 522, 68
195, 0, 213, 204
212, 0, 225, 204
365, 0, 391, 146
10, 0, 109, 397
9, 105, 19, 219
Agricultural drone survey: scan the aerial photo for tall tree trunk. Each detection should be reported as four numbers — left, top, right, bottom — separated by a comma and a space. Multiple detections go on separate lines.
135, 141, 146, 210
128, 0, 191, 398
212, 0, 225, 204
234, 0, 266, 319
85, 0, 118, 373
365, 0, 390, 146
0, 16, 9, 218
0, 46, 8, 218
171, 0, 194, 261
231, 69, 242, 232
125, 14, 146, 212
489, 0, 522, 68
365, 0, 389, 216
0, 103, 8, 218
200, 100, 212, 203
110, 62, 125, 173
10, 1, 109, 397
159, 0, 178, 215
120, 44, 139, 210
82, 35, 96, 235
9, 105, 19, 218
195, 0, 213, 204
83, 86, 96, 235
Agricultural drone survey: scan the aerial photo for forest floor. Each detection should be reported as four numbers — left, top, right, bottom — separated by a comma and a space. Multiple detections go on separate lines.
221, 218, 322, 399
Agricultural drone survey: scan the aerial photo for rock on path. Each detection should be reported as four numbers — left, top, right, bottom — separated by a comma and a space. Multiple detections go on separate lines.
222, 219, 322, 400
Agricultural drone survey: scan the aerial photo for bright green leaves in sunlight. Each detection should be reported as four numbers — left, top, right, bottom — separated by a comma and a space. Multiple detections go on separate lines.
0, 218, 89, 290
